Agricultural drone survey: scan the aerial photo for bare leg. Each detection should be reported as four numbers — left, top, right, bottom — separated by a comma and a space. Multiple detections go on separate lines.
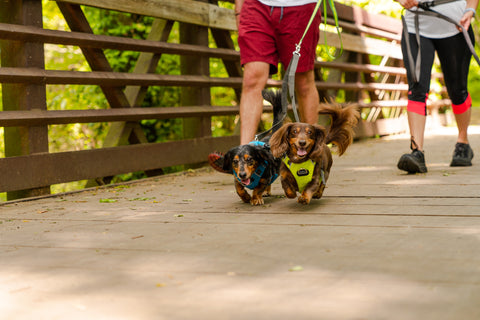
239, 61, 270, 145
407, 111, 426, 150
454, 108, 471, 144
295, 70, 319, 124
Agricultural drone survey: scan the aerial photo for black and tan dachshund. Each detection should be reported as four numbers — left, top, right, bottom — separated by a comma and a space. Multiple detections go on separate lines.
209, 90, 284, 205
222, 142, 279, 205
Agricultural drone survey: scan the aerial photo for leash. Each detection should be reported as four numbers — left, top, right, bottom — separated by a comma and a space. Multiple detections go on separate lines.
255, 0, 342, 141
284, 0, 342, 123
402, 0, 480, 83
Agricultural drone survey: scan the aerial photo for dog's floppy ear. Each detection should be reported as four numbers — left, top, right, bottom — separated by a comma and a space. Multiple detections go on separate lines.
309, 124, 327, 159
222, 147, 237, 172
269, 123, 292, 158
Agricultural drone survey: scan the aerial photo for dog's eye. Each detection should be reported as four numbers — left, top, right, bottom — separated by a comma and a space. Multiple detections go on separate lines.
246, 158, 254, 165
232, 159, 239, 166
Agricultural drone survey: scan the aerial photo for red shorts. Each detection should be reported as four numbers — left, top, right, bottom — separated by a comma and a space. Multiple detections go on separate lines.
238, 0, 321, 75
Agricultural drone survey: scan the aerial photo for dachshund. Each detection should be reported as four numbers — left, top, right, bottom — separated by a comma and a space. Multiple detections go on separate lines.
269, 97, 359, 204
210, 90, 284, 205
222, 142, 280, 205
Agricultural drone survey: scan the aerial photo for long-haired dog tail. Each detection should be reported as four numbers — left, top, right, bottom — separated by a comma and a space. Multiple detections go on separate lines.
319, 103, 360, 156
262, 89, 286, 135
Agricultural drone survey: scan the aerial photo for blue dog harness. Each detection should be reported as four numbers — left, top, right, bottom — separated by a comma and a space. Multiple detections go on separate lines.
233, 141, 279, 190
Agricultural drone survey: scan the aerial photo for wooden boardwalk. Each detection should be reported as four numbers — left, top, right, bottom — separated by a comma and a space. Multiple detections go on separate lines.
1, 125, 480, 319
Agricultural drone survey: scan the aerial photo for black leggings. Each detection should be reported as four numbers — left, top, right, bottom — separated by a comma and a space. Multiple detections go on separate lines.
401, 27, 474, 115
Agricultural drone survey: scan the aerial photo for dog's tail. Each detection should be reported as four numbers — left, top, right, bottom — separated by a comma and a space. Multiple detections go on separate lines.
319, 103, 360, 156
262, 89, 286, 135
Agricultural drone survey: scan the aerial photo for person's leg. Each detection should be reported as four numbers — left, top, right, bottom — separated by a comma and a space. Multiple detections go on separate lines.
407, 111, 427, 151
239, 61, 270, 144
276, 3, 320, 124
397, 33, 435, 173
401, 33, 436, 151
295, 69, 319, 124
435, 29, 473, 144
434, 28, 475, 166
455, 107, 471, 144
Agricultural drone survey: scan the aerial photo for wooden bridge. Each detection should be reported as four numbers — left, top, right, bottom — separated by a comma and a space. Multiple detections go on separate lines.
1, 123, 479, 319
2, 1, 479, 318
0, 0, 451, 200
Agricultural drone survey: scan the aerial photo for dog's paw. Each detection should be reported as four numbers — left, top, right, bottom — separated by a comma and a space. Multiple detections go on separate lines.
297, 195, 311, 205
240, 194, 251, 203
285, 188, 297, 199
250, 196, 264, 206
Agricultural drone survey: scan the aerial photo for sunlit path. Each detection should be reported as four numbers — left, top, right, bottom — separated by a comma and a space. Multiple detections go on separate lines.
1, 125, 480, 320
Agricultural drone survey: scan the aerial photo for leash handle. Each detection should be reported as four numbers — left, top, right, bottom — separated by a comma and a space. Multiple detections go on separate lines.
286, 52, 301, 123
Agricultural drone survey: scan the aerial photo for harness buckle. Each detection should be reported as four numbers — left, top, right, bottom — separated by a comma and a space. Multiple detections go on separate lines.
418, 1, 435, 10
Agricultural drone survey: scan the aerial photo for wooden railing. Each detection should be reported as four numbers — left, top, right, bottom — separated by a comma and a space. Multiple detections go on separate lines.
0, 0, 449, 200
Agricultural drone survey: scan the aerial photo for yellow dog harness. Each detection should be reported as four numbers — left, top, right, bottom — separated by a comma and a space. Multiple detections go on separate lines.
282, 156, 322, 193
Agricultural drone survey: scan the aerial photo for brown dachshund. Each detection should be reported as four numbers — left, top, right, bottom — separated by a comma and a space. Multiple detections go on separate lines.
269, 101, 359, 204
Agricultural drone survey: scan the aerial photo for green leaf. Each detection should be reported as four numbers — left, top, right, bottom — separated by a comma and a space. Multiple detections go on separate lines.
99, 198, 117, 203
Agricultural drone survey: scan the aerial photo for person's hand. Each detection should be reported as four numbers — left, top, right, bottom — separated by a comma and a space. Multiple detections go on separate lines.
396, 0, 419, 9
459, 10, 474, 30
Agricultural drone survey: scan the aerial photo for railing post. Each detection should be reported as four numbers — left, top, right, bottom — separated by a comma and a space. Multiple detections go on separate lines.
0, 0, 50, 199
179, 0, 212, 141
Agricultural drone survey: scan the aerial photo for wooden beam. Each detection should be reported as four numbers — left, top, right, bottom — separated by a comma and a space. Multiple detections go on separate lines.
0, 22, 239, 60
316, 61, 406, 76
0, 136, 240, 192
0, 67, 410, 91
320, 31, 403, 60
55, 0, 236, 31
0, 67, 245, 87
0, 106, 245, 127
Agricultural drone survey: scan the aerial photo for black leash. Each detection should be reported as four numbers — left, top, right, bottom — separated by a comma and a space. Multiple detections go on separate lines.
402, 0, 480, 83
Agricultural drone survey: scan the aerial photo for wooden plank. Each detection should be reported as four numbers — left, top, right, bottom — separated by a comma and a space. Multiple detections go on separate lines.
320, 31, 403, 60
0, 67, 244, 87
0, 135, 240, 192
316, 61, 406, 76
0, 22, 239, 60
328, 18, 401, 42
55, 0, 236, 31
322, 2, 402, 35
0, 67, 411, 91
0, 106, 243, 127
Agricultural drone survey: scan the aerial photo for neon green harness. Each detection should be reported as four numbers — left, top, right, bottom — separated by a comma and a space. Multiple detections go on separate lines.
282, 156, 317, 193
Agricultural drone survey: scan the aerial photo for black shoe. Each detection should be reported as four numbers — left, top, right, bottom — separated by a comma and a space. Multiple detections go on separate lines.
450, 142, 474, 167
397, 149, 427, 173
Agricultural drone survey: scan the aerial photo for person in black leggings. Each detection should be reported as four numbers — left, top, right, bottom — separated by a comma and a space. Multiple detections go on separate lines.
396, 0, 478, 173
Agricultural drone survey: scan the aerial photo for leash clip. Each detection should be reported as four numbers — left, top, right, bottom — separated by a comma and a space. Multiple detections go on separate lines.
293, 44, 301, 56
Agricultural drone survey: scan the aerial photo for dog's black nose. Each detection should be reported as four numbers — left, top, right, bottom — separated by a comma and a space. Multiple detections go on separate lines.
239, 172, 247, 179
299, 140, 306, 146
